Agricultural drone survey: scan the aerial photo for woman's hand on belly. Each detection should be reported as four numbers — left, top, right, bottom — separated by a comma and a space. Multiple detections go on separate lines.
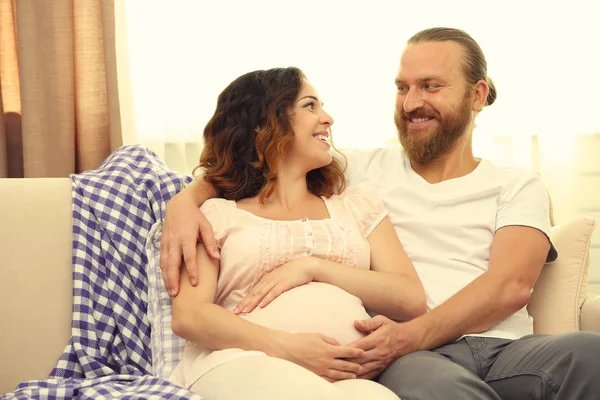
233, 256, 318, 314
240, 282, 371, 345
273, 331, 364, 382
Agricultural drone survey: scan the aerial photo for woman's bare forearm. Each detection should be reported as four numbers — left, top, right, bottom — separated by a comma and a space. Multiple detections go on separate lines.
311, 259, 425, 321
173, 301, 286, 356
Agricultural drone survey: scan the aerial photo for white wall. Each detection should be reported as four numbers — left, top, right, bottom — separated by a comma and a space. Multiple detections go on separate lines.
117, 0, 600, 293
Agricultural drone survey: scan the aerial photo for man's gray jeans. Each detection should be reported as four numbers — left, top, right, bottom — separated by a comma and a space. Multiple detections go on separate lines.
378, 332, 600, 399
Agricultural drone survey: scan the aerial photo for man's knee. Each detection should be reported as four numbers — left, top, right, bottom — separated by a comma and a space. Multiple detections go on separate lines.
554, 332, 600, 369
378, 351, 499, 400
487, 332, 600, 399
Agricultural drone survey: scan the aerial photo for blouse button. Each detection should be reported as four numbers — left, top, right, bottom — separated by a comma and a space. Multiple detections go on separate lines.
306, 250, 312, 256
301, 218, 307, 222
307, 232, 313, 236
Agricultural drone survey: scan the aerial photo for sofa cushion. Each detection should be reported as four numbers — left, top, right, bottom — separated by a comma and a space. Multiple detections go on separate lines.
528, 217, 596, 334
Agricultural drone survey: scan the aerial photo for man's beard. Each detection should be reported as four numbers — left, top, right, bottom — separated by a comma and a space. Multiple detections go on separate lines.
395, 95, 472, 164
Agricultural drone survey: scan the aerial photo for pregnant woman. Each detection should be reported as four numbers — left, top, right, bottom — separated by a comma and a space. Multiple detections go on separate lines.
169, 67, 426, 400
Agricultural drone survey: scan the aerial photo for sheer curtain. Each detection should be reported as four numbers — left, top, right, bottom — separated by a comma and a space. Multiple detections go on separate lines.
117, 0, 600, 290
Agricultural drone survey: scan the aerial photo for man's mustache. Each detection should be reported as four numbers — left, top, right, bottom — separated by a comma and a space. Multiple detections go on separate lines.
401, 107, 440, 121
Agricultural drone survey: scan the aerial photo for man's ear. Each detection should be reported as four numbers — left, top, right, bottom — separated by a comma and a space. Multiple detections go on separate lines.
473, 79, 489, 112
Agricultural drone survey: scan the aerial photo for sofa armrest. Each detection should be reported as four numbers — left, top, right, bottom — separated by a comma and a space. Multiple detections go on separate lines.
581, 294, 600, 333
0, 178, 73, 394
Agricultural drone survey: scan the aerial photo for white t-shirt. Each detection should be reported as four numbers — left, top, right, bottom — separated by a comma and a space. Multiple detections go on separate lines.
342, 146, 558, 340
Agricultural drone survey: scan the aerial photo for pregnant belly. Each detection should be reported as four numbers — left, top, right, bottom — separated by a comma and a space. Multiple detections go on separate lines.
240, 282, 370, 345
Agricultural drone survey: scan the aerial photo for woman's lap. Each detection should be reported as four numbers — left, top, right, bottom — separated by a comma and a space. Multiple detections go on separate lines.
189, 355, 400, 400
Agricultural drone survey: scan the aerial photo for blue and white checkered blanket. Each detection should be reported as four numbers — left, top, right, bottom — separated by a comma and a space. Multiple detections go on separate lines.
1, 145, 203, 399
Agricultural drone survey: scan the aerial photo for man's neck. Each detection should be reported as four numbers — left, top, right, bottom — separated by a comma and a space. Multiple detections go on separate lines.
410, 139, 480, 184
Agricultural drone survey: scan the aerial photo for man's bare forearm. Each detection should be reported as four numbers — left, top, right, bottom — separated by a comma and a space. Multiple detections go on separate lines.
409, 272, 530, 351
410, 227, 548, 351
185, 173, 220, 205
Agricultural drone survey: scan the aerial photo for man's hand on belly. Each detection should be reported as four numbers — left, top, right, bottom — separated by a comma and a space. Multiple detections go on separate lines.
233, 257, 318, 314
349, 315, 422, 379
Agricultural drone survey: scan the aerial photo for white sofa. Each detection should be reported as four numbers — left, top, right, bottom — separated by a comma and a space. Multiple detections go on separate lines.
1, 177, 599, 394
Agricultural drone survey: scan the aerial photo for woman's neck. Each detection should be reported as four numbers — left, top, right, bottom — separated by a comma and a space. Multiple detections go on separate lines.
236, 166, 329, 221
264, 170, 313, 211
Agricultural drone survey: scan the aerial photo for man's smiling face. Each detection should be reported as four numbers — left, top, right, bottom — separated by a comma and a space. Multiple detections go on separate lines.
394, 41, 476, 163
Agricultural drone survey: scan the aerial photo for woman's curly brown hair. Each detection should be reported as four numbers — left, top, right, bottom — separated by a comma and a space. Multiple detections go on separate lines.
195, 67, 346, 203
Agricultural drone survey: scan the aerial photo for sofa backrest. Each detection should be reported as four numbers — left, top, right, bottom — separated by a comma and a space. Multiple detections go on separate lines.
0, 177, 593, 394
